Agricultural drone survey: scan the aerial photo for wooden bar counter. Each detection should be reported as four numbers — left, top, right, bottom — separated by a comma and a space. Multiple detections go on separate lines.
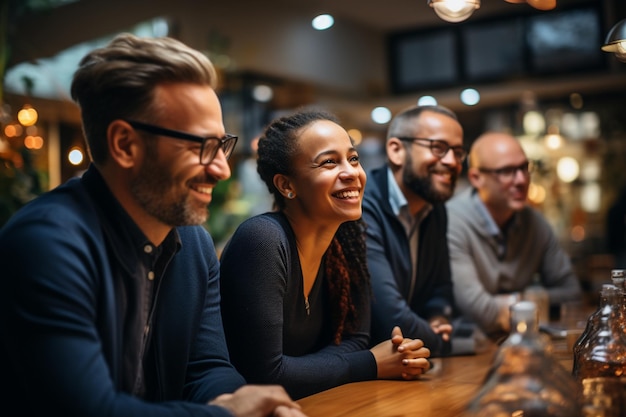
297, 345, 498, 417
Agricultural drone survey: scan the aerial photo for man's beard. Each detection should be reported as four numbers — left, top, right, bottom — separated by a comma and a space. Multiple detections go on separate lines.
130, 147, 208, 227
402, 154, 457, 204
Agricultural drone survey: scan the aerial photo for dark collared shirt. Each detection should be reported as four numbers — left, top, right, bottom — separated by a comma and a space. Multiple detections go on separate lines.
386, 167, 433, 305
85, 168, 180, 397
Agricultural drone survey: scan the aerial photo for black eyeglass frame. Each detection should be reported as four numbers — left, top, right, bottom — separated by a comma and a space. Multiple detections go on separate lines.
397, 137, 467, 162
477, 161, 533, 181
124, 119, 238, 165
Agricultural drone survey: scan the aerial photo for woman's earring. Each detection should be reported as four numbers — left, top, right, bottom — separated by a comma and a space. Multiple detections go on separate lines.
287, 192, 294, 199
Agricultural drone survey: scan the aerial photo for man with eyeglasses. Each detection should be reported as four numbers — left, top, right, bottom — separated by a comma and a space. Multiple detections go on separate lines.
446, 131, 582, 340
0, 34, 305, 417
363, 105, 464, 357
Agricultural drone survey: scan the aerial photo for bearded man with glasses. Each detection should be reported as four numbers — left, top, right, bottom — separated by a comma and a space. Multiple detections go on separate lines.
446, 132, 582, 341
363, 105, 464, 357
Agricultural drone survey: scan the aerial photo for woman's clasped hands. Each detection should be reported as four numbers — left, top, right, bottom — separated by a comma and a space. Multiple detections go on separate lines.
370, 326, 431, 380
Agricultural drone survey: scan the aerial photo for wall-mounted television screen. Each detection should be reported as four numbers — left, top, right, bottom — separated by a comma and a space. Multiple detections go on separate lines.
462, 17, 526, 82
526, 6, 604, 74
387, 2, 606, 94
388, 29, 458, 93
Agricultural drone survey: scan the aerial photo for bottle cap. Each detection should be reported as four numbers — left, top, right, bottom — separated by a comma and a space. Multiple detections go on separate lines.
611, 269, 625, 278
512, 300, 537, 312
611, 269, 625, 285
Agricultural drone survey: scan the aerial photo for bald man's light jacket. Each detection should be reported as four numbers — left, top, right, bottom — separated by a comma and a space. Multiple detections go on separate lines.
446, 187, 582, 336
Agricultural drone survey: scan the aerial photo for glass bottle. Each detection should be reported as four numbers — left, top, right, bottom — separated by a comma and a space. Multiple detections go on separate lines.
523, 272, 550, 325
572, 283, 622, 377
572, 272, 626, 375
464, 301, 581, 417
572, 284, 626, 417
572, 285, 607, 376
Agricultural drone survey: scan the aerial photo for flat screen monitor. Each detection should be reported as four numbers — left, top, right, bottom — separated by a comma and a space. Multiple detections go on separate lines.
389, 29, 458, 93
526, 6, 604, 73
462, 18, 526, 81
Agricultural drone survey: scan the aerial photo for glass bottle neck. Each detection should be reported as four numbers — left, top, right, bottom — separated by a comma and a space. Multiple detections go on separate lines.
599, 285, 620, 310
511, 301, 538, 331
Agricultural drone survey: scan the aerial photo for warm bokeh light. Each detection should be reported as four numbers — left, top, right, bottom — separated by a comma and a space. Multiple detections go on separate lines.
4, 124, 21, 137
580, 112, 600, 138
24, 135, 44, 150
17, 105, 38, 126
544, 133, 563, 150
523, 111, 545, 136
518, 136, 545, 162
527, 182, 546, 205
561, 111, 600, 141
347, 128, 362, 144
556, 157, 579, 183
580, 182, 601, 213
570, 225, 585, 242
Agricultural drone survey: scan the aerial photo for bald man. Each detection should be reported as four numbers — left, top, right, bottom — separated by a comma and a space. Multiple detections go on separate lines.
446, 132, 581, 339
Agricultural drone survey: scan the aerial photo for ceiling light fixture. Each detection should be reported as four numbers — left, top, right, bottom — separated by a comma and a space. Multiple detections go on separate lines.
504, 0, 556, 11
602, 19, 626, 63
428, 0, 480, 23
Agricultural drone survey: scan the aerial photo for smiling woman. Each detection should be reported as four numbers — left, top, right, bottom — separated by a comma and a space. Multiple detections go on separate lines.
219, 109, 433, 400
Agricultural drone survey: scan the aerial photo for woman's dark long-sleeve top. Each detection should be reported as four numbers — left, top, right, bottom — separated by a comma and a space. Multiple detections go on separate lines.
0, 165, 244, 417
220, 212, 376, 400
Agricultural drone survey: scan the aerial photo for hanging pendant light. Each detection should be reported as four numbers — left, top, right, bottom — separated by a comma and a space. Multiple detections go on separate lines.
428, 0, 480, 23
527, 0, 556, 10
602, 19, 626, 63
504, 0, 556, 11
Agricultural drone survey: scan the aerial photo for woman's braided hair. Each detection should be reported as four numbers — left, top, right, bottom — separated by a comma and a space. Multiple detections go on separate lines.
325, 219, 371, 344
